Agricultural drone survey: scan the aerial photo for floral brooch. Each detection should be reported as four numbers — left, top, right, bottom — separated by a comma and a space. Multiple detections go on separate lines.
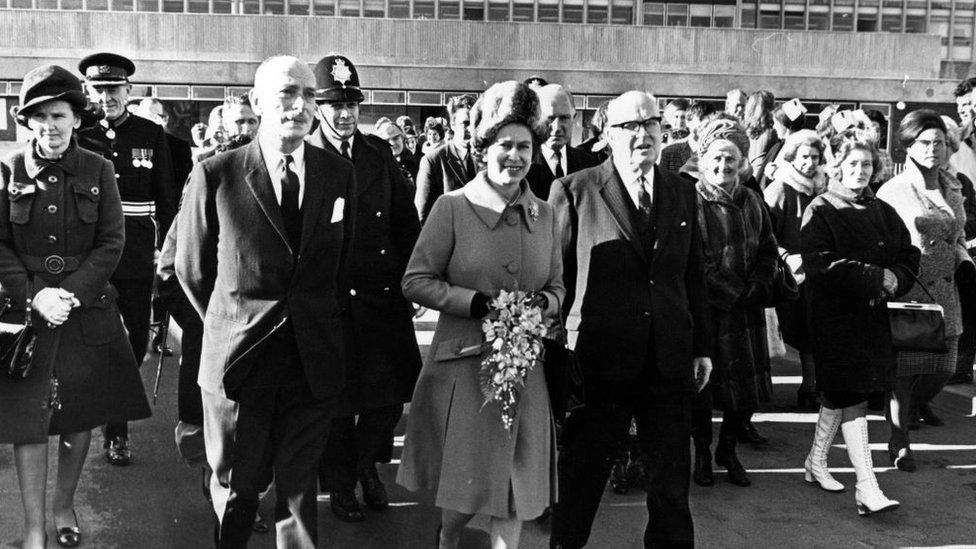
527, 202, 539, 221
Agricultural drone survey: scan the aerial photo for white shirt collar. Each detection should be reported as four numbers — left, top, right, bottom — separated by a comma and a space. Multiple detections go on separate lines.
612, 157, 655, 209
542, 144, 568, 177
260, 140, 307, 208
324, 130, 353, 157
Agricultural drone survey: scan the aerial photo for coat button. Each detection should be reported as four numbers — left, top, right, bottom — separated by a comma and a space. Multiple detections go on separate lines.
375, 211, 382, 218
115, 174, 120, 179
8, 187, 17, 195
47, 235, 57, 243
112, 152, 118, 157
643, 311, 651, 317
47, 175, 57, 183
47, 205, 57, 214
349, 289, 357, 296
505, 262, 519, 274
383, 286, 390, 291
877, 241, 885, 247
649, 280, 655, 286
91, 187, 100, 195
505, 212, 519, 226
379, 249, 386, 255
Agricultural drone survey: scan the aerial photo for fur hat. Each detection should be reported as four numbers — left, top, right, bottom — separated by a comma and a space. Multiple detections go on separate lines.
696, 117, 750, 159
470, 81, 543, 153
14, 65, 88, 126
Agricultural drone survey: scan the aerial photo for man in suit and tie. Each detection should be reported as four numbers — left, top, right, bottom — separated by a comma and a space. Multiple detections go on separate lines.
526, 84, 598, 200
413, 93, 478, 222
306, 54, 424, 524
175, 56, 356, 548
548, 91, 712, 549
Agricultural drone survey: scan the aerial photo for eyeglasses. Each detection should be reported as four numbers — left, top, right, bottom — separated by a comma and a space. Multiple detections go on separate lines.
609, 117, 662, 133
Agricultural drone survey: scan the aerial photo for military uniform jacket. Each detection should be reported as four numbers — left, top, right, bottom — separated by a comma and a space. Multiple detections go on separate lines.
77, 112, 176, 280
307, 129, 423, 412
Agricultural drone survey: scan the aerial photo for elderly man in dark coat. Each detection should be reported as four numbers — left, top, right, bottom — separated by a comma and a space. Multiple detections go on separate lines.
413, 94, 478, 223
307, 54, 423, 523
525, 84, 598, 200
549, 91, 712, 549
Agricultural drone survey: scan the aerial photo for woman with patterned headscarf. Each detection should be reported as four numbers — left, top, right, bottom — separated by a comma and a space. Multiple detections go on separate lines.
686, 117, 779, 488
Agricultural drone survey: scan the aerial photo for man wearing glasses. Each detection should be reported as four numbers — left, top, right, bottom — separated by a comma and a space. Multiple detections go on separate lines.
549, 91, 712, 549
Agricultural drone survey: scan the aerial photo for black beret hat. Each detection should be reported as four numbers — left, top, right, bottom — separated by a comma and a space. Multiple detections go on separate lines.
14, 64, 88, 126
78, 52, 135, 86
313, 54, 365, 104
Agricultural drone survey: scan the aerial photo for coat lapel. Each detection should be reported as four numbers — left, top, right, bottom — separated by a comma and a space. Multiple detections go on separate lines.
243, 141, 291, 252
650, 167, 677, 270
598, 161, 648, 264
444, 142, 468, 185
299, 147, 328, 255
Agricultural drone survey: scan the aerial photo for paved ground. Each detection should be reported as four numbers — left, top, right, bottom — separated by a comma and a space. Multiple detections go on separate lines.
1, 313, 975, 548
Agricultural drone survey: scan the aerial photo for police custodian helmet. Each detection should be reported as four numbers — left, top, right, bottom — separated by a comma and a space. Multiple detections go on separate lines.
313, 54, 365, 104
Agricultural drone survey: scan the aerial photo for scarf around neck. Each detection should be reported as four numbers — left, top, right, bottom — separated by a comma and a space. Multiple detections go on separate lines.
776, 162, 826, 197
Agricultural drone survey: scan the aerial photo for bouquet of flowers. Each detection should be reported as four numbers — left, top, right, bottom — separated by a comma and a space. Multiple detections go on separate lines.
479, 290, 551, 433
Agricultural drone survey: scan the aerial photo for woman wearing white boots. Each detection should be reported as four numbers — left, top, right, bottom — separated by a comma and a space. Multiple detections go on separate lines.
799, 130, 920, 516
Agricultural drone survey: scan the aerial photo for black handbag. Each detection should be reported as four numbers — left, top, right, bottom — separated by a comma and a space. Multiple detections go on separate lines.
0, 296, 37, 380
887, 271, 948, 354
767, 253, 800, 306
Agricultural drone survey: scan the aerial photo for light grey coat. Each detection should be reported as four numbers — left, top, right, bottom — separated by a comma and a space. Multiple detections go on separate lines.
396, 172, 565, 519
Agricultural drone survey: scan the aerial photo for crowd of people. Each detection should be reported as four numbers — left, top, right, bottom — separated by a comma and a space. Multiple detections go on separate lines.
0, 49, 973, 549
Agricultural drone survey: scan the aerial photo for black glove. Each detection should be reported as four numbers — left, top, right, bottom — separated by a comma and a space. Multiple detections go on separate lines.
526, 291, 549, 311
470, 292, 492, 319
738, 282, 766, 308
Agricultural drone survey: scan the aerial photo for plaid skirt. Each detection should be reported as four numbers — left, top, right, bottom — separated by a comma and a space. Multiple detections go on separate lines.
896, 336, 960, 377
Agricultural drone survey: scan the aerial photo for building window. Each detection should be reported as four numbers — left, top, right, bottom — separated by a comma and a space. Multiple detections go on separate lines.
954, 19, 974, 59
588, 0, 609, 23
713, 4, 734, 26
488, 0, 510, 20
784, 8, 805, 29
905, 13, 926, 32
643, 1, 665, 25
689, 4, 710, 26
666, 3, 688, 26
389, 0, 410, 17
881, 11, 902, 31
808, 10, 829, 29
513, 0, 533, 20
740, 3, 756, 28
759, 7, 782, 28
832, 8, 854, 31
564, 0, 584, 22
463, 1, 485, 20
538, 0, 558, 21
414, 0, 435, 17
856, 13, 878, 31
612, 0, 634, 24
363, 0, 384, 16
440, 0, 461, 17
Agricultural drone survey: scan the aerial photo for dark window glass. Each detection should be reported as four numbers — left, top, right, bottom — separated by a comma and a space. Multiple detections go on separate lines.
538, 3, 558, 21
389, 0, 409, 16
440, 0, 461, 17
563, 4, 583, 22
513, 3, 534, 20
463, 2, 485, 19
588, 5, 608, 23
612, 5, 633, 24
414, 0, 435, 17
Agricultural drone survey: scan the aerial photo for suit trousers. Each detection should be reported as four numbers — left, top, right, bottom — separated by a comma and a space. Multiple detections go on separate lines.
202, 325, 334, 548
171, 298, 205, 466
319, 404, 404, 491
104, 277, 153, 444
552, 375, 694, 549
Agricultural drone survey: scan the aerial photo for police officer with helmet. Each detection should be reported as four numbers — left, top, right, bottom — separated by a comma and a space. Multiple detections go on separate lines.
307, 54, 423, 523
75, 52, 177, 467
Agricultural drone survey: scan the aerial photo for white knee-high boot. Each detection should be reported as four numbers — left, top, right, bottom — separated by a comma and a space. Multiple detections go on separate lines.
841, 415, 900, 516
804, 406, 844, 492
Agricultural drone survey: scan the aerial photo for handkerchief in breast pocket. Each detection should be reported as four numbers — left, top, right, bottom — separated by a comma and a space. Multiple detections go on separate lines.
331, 197, 345, 223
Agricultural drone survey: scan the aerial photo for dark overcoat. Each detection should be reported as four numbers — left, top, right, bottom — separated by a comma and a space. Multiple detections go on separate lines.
175, 140, 356, 401
414, 141, 477, 223
800, 182, 920, 393
308, 129, 423, 413
549, 160, 710, 382
524, 145, 598, 201
0, 142, 150, 443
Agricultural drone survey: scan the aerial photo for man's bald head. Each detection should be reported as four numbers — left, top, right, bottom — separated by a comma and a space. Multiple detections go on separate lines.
537, 84, 576, 150
604, 91, 662, 173
249, 56, 317, 147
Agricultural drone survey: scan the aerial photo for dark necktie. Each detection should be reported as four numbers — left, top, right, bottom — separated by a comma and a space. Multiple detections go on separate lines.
280, 154, 302, 250
463, 147, 475, 180
340, 140, 351, 160
553, 149, 565, 179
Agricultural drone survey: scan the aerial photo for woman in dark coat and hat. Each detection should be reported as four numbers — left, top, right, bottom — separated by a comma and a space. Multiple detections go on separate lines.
0, 65, 150, 548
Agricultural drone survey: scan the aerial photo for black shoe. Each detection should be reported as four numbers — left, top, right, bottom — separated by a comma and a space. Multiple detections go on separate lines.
693, 450, 714, 487
609, 458, 629, 494
330, 489, 365, 522
889, 445, 917, 472
359, 465, 389, 511
917, 404, 944, 427
55, 509, 81, 548
738, 422, 769, 446
715, 443, 751, 487
105, 436, 132, 466
625, 455, 648, 490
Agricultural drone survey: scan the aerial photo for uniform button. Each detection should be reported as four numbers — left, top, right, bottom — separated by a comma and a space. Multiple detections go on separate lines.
383, 286, 390, 291
47, 205, 57, 214
349, 289, 357, 296
91, 187, 100, 195
47, 175, 57, 183
649, 280, 655, 286
379, 249, 386, 255
115, 174, 120, 179
375, 211, 382, 218
112, 152, 118, 157
643, 311, 651, 317
46, 235, 57, 243
877, 241, 885, 247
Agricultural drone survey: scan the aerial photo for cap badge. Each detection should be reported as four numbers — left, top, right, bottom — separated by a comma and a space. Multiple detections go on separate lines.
331, 59, 352, 88
97, 65, 112, 75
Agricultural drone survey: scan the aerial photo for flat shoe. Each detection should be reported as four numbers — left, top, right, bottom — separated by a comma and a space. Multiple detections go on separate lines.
56, 509, 81, 548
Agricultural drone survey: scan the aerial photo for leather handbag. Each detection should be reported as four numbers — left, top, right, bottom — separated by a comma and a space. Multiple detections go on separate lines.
887, 271, 948, 354
0, 296, 37, 380
767, 253, 800, 306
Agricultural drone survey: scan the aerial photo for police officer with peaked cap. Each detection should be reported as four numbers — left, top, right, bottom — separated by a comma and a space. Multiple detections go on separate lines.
307, 53, 423, 523
75, 52, 177, 467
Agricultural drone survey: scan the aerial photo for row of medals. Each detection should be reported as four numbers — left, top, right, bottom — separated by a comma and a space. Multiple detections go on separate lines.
100, 121, 154, 169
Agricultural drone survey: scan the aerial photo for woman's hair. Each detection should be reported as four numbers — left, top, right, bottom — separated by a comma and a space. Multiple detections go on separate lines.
423, 116, 446, 139
588, 100, 610, 137
781, 130, 825, 163
897, 109, 947, 148
826, 130, 882, 183
743, 90, 775, 139
773, 106, 806, 134
469, 80, 545, 156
